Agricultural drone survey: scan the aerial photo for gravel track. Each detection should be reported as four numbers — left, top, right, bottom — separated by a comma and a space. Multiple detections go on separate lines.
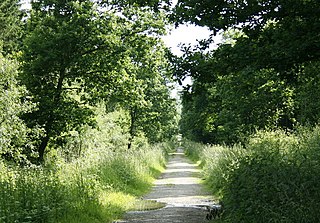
116, 148, 216, 223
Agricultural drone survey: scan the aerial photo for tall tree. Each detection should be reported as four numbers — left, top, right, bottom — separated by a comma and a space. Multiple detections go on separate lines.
172, 0, 320, 144
21, 0, 172, 161
173, 0, 320, 74
175, 33, 298, 144
21, 0, 122, 161
0, 0, 24, 54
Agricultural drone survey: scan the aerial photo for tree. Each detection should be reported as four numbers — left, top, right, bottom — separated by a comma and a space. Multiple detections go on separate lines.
296, 61, 320, 125
0, 0, 24, 54
0, 52, 39, 163
172, 0, 320, 144
176, 37, 296, 144
22, 0, 121, 161
106, 0, 172, 11
179, 81, 219, 143
216, 68, 295, 143
173, 0, 320, 74
111, 40, 178, 149
133, 42, 178, 144
173, 0, 320, 35
21, 0, 173, 161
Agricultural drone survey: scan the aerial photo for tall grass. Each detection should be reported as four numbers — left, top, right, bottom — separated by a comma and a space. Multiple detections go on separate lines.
0, 143, 168, 223
0, 106, 173, 223
184, 126, 320, 222
0, 164, 67, 223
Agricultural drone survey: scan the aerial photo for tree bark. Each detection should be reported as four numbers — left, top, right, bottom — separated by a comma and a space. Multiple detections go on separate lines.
37, 67, 65, 163
127, 107, 137, 150
38, 134, 50, 162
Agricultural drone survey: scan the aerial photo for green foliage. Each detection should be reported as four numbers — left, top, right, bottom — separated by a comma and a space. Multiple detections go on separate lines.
1, 0, 177, 163
295, 61, 320, 125
107, 0, 172, 11
0, 0, 177, 222
174, 0, 320, 43
182, 140, 205, 163
0, 166, 67, 223
189, 127, 320, 222
110, 38, 178, 147
0, 53, 40, 163
173, 0, 320, 145
21, 0, 124, 160
215, 68, 295, 143
0, 99, 174, 222
179, 64, 295, 144
0, 0, 24, 54
20, 0, 176, 159
0, 134, 169, 223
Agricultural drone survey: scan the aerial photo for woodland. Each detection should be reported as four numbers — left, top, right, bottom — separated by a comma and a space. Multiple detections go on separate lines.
1, 0, 320, 222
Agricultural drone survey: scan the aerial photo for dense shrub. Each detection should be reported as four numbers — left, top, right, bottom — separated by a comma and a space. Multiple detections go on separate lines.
0, 53, 40, 163
186, 127, 320, 222
183, 140, 205, 162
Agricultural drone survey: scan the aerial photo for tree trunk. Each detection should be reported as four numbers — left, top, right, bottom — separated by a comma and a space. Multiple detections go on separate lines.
127, 140, 132, 150
127, 108, 137, 150
37, 67, 65, 163
38, 134, 50, 162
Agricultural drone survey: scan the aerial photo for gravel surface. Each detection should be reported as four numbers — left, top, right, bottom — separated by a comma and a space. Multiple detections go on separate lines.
116, 148, 216, 223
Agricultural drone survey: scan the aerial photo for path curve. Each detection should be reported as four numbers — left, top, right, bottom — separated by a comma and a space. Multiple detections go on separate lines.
116, 148, 216, 223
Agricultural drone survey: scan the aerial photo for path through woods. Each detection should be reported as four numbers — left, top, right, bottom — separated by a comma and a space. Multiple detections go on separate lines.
116, 148, 216, 223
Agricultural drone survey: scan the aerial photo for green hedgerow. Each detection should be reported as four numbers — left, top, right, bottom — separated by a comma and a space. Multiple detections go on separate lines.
187, 127, 320, 223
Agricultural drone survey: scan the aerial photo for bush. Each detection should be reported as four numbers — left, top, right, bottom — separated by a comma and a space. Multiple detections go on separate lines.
0, 53, 40, 163
0, 93, 174, 223
189, 128, 320, 222
183, 140, 206, 162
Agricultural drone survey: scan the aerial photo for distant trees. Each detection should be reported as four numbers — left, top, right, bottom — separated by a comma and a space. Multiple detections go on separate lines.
111, 41, 177, 149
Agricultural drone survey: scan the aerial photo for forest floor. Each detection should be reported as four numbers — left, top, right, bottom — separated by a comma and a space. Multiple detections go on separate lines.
115, 148, 216, 223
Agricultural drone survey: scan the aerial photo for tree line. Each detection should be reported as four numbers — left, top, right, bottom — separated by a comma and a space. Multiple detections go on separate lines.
173, 0, 320, 144
2, 0, 320, 160
170, 1, 320, 222
0, 0, 178, 164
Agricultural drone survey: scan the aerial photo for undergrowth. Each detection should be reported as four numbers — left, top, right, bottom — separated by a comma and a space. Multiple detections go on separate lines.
0, 143, 168, 223
184, 126, 320, 222
0, 106, 175, 223
0, 143, 169, 223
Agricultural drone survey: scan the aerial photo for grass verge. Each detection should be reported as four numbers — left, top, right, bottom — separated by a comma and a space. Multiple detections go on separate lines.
183, 126, 320, 222
0, 142, 171, 223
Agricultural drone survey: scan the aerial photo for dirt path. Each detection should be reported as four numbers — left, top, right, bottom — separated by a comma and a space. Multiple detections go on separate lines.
116, 148, 216, 223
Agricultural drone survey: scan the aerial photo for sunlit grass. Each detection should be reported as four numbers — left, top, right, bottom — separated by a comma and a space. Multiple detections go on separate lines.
184, 127, 320, 222
0, 142, 170, 223
0, 104, 176, 223
128, 199, 166, 211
